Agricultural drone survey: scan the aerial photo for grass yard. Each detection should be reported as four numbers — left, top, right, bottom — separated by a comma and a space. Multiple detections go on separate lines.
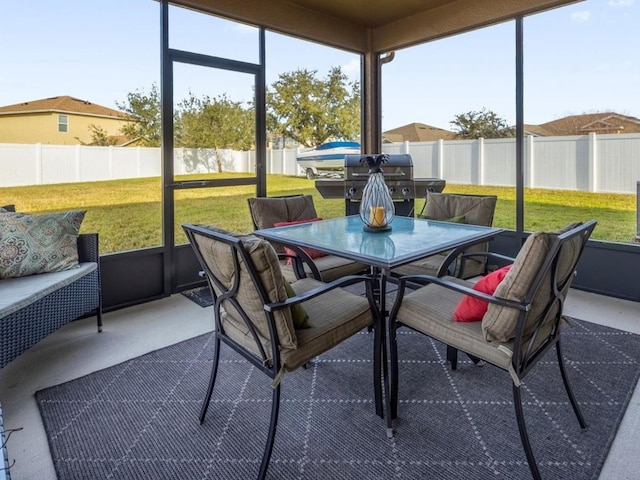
2, 173, 637, 253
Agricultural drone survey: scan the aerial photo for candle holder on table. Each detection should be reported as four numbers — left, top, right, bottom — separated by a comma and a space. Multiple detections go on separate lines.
358, 153, 395, 232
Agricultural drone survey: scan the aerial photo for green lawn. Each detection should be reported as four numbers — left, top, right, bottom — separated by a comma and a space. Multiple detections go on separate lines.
3, 174, 637, 253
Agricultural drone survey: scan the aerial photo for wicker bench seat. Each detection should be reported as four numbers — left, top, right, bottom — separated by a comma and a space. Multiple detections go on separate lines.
0, 233, 102, 370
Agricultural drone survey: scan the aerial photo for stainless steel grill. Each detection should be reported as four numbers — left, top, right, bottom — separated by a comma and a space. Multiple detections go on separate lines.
314, 153, 446, 216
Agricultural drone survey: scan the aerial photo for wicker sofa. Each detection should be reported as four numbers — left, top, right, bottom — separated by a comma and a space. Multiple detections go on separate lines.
0, 232, 102, 370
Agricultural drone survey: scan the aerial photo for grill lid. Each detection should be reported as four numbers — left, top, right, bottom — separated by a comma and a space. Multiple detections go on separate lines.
344, 154, 413, 181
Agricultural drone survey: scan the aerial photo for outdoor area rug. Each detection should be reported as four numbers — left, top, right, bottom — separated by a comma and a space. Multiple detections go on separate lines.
36, 319, 640, 480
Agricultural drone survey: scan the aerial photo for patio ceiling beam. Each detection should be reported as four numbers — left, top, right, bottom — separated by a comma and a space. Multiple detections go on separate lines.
171, 0, 582, 54
371, 0, 582, 53
168, 0, 368, 53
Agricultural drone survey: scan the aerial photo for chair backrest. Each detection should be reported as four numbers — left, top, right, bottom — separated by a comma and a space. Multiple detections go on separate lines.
420, 192, 497, 227
247, 195, 318, 254
482, 220, 597, 372
248, 195, 318, 230
420, 192, 498, 277
183, 224, 298, 371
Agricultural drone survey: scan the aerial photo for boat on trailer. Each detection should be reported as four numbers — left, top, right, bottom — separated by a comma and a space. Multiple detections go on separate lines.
296, 141, 361, 179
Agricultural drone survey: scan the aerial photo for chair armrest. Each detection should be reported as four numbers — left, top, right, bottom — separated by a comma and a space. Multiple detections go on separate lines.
396, 274, 528, 312
459, 251, 516, 264
264, 275, 374, 312
77, 233, 100, 263
277, 245, 322, 280
437, 244, 511, 278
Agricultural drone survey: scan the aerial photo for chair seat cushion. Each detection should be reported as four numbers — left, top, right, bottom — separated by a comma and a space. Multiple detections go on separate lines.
395, 278, 514, 371
222, 277, 373, 372
283, 278, 373, 371
280, 255, 368, 283
392, 254, 485, 278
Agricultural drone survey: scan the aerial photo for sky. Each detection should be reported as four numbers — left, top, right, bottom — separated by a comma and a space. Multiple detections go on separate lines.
0, 0, 638, 132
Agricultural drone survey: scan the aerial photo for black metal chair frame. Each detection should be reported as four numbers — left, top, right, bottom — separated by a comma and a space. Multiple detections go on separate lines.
183, 224, 383, 480
388, 220, 596, 480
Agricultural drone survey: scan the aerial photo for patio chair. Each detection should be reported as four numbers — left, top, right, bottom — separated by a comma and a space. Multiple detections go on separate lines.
247, 195, 368, 282
183, 223, 383, 480
387, 220, 596, 480
392, 192, 498, 279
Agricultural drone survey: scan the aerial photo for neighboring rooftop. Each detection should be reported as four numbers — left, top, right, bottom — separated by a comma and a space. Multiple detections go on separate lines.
526, 112, 640, 136
0, 95, 131, 120
383, 122, 456, 142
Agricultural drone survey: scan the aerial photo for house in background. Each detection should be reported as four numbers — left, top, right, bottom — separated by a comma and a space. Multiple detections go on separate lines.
0, 95, 137, 145
383, 122, 456, 142
525, 112, 640, 136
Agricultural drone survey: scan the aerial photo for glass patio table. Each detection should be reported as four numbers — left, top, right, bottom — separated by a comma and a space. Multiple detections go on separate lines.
255, 215, 503, 312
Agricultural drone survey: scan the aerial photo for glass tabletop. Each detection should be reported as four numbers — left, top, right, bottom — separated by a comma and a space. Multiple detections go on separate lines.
256, 215, 503, 271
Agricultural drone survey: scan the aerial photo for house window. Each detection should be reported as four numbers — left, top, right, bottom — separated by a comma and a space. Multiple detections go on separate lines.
58, 114, 68, 133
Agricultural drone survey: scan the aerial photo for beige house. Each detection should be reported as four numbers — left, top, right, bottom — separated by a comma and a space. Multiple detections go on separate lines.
0, 95, 136, 145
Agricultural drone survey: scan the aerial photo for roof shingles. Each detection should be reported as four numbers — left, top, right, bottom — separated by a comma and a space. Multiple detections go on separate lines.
0, 95, 130, 119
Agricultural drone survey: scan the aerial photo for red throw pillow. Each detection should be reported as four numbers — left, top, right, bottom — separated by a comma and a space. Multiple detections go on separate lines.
453, 265, 512, 322
273, 217, 327, 264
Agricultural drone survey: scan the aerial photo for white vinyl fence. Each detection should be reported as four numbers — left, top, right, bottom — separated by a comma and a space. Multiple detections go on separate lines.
1, 132, 639, 193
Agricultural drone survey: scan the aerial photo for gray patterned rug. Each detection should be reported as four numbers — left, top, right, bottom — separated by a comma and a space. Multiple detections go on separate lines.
36, 319, 640, 480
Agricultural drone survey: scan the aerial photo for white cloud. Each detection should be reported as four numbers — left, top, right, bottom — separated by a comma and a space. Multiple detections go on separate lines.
608, 0, 634, 6
341, 58, 360, 78
231, 23, 257, 35
571, 11, 592, 23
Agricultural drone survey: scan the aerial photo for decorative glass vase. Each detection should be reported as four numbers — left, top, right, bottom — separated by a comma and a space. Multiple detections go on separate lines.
358, 154, 395, 232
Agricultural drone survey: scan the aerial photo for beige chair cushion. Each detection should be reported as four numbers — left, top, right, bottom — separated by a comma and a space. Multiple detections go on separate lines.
280, 254, 369, 283
482, 228, 582, 343
222, 277, 373, 372
395, 193, 497, 278
194, 229, 298, 350
482, 232, 551, 342
421, 192, 497, 227
248, 195, 367, 281
395, 278, 515, 371
248, 195, 317, 252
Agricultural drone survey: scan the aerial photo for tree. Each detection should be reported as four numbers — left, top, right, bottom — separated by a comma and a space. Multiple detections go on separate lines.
116, 84, 161, 147
450, 108, 515, 139
177, 92, 254, 172
77, 124, 118, 146
266, 66, 360, 147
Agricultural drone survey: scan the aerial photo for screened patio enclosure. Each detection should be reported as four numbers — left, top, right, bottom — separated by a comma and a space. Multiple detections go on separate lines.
99, 0, 640, 311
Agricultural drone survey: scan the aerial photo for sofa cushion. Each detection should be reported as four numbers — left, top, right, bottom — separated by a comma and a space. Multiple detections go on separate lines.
0, 262, 97, 319
0, 210, 86, 279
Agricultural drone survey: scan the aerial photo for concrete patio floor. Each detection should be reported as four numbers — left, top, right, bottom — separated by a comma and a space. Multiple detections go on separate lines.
0, 288, 638, 479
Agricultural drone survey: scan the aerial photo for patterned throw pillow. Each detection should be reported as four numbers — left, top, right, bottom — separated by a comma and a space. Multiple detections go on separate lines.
0, 210, 86, 279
